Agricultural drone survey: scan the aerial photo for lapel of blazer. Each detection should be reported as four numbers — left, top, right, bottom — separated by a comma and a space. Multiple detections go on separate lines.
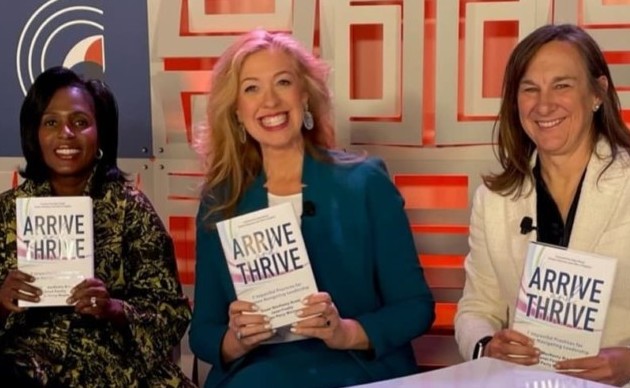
506, 183, 537, 281
569, 140, 627, 252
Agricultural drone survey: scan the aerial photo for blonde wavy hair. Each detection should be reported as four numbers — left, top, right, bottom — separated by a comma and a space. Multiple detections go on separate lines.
194, 29, 335, 220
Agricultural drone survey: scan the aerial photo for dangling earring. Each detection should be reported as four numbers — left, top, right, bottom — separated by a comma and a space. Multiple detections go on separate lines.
239, 123, 247, 144
96, 148, 103, 160
303, 103, 314, 131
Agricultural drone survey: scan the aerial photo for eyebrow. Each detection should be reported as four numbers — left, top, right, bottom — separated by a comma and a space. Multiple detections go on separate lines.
42, 110, 90, 115
240, 70, 294, 84
520, 75, 577, 85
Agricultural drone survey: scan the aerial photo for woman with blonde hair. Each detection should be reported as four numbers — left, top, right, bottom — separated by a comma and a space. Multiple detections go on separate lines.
190, 29, 434, 387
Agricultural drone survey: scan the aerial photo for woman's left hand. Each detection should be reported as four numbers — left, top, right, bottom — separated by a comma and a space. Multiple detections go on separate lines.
291, 292, 369, 350
67, 278, 124, 323
555, 347, 630, 386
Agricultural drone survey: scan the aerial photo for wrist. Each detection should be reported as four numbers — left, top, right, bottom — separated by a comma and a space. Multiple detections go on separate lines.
473, 335, 493, 359
105, 299, 128, 328
340, 319, 370, 350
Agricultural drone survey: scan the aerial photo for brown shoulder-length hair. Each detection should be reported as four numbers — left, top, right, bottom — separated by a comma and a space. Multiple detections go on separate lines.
484, 23, 630, 197
194, 29, 335, 219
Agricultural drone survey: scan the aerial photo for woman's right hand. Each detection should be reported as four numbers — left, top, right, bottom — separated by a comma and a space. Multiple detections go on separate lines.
0, 270, 41, 315
221, 300, 274, 363
485, 328, 540, 365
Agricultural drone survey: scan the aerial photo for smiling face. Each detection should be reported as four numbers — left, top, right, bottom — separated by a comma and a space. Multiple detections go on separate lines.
38, 86, 99, 186
517, 40, 606, 161
235, 48, 308, 153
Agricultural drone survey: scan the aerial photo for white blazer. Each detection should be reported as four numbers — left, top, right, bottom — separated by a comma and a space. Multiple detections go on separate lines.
455, 138, 630, 361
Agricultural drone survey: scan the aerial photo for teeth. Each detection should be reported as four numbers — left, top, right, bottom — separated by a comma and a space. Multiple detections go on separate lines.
56, 148, 80, 155
537, 119, 563, 128
260, 113, 287, 127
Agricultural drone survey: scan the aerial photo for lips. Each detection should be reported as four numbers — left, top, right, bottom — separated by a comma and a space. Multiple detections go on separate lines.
259, 113, 288, 128
536, 118, 564, 129
55, 146, 80, 158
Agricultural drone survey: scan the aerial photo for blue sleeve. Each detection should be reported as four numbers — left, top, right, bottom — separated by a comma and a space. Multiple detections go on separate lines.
188, 198, 235, 372
354, 158, 435, 358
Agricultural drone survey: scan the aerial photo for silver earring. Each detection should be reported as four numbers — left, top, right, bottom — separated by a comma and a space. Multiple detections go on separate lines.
593, 104, 601, 112
303, 103, 314, 131
96, 148, 103, 160
239, 123, 247, 144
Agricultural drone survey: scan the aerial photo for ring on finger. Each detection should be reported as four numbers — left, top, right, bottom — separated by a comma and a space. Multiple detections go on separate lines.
90, 296, 97, 308
236, 331, 242, 340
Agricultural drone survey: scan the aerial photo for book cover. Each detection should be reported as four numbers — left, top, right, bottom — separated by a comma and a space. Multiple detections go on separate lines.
512, 242, 617, 369
16, 196, 94, 307
217, 202, 318, 330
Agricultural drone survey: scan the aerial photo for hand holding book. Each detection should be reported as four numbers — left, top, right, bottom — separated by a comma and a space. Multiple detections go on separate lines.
0, 269, 41, 315
217, 203, 319, 331
67, 278, 127, 326
16, 196, 95, 307
222, 299, 275, 363
479, 328, 539, 365
290, 292, 371, 351
554, 346, 630, 386
512, 242, 617, 370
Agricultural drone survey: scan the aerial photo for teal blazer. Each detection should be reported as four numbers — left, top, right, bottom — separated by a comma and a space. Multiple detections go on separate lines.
190, 150, 435, 387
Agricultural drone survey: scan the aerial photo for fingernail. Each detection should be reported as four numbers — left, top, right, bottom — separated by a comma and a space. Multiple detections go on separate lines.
290, 327, 297, 333
296, 310, 304, 317
263, 316, 270, 322
251, 304, 259, 311
301, 296, 309, 304
291, 323, 297, 328
264, 324, 272, 329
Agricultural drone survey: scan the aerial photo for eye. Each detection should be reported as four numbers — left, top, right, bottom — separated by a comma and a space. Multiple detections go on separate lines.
74, 118, 89, 128
277, 78, 292, 86
42, 118, 57, 127
243, 84, 258, 93
519, 86, 538, 93
554, 83, 570, 90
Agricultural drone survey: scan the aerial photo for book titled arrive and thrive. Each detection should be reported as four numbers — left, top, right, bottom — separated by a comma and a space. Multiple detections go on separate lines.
512, 242, 617, 369
217, 202, 318, 330
16, 196, 94, 307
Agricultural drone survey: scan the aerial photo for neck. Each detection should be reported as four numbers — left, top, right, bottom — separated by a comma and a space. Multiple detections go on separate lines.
539, 143, 592, 186
538, 140, 593, 222
262, 145, 305, 195
49, 175, 90, 196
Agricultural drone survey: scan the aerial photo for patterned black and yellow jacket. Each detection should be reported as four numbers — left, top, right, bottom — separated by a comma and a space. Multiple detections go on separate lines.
0, 175, 194, 387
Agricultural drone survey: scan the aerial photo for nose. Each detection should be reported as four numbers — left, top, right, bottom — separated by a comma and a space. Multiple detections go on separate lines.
262, 87, 280, 107
535, 89, 556, 115
58, 123, 75, 138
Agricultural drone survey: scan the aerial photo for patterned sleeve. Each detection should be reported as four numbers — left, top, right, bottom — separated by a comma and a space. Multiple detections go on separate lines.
116, 187, 192, 372
0, 194, 9, 327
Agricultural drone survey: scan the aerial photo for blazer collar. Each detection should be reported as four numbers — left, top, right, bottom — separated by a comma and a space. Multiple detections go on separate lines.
240, 151, 321, 213
569, 139, 629, 251
507, 138, 628, 270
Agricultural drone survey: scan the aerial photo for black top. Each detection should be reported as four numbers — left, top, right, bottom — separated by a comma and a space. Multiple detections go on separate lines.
534, 160, 587, 247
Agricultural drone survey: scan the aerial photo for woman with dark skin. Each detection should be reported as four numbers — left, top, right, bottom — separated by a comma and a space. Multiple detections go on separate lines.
0, 67, 194, 387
